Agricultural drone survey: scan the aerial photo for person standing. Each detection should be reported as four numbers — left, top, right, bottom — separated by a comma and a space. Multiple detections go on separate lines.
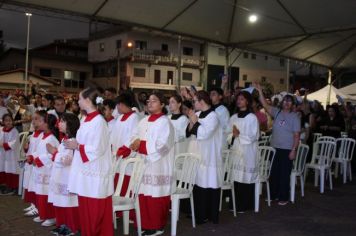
186, 90, 222, 224
228, 91, 259, 212
64, 87, 113, 236
255, 82, 300, 206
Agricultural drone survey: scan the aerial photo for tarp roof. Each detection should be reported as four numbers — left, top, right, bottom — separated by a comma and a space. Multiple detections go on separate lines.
306, 85, 356, 107
4, 0, 356, 69
339, 83, 356, 96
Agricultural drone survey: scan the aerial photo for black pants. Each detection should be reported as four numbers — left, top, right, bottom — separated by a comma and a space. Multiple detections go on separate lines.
234, 182, 255, 211
193, 185, 220, 224
270, 148, 293, 201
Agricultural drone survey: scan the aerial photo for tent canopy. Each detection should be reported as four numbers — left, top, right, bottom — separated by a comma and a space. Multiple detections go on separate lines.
339, 83, 356, 96
3, 0, 356, 69
306, 85, 355, 107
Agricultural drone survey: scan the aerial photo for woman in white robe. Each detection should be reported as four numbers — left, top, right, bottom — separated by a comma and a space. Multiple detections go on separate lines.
130, 92, 175, 236
227, 91, 259, 212
168, 95, 189, 155
186, 90, 222, 224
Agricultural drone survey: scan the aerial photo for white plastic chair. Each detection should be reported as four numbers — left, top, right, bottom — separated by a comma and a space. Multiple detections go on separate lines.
305, 140, 336, 193
218, 150, 236, 217
255, 146, 276, 212
260, 135, 270, 146
18, 131, 30, 196
290, 144, 309, 203
171, 153, 200, 236
333, 138, 355, 183
112, 156, 145, 236
340, 131, 348, 138
313, 133, 323, 143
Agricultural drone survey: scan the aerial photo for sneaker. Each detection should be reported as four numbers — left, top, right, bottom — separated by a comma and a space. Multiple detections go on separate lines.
155, 229, 164, 236
50, 226, 64, 235
24, 208, 38, 216
33, 216, 43, 223
142, 230, 158, 236
58, 225, 74, 236
41, 218, 56, 227
23, 204, 36, 212
278, 201, 289, 206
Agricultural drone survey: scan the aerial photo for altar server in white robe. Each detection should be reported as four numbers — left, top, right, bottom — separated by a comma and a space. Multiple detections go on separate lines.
186, 90, 222, 224
210, 87, 230, 149
168, 95, 189, 155
102, 99, 116, 136
130, 92, 175, 236
32, 111, 60, 227
47, 113, 81, 235
111, 92, 140, 193
23, 125, 42, 216
227, 91, 259, 212
64, 87, 114, 236
0, 114, 20, 194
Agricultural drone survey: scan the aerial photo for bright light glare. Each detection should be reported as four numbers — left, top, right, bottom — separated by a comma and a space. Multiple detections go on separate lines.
127, 42, 133, 48
248, 14, 258, 23
25, 13, 32, 16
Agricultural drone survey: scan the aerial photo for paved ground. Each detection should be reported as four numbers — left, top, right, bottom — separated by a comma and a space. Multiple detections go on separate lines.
1, 177, 356, 236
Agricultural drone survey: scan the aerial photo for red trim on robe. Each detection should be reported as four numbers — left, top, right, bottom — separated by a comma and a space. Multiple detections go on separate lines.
105, 116, 114, 123
42, 132, 53, 140
34, 157, 44, 167
148, 113, 164, 122
26, 155, 34, 164
3, 143, 11, 151
138, 140, 147, 155
120, 111, 135, 121
3, 127, 14, 132
52, 151, 58, 162
33, 131, 42, 138
116, 145, 131, 158
84, 111, 100, 122
79, 145, 89, 163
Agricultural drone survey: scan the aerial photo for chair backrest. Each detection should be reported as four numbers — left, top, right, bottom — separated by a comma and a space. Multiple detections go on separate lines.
174, 153, 200, 192
113, 156, 145, 199
317, 136, 336, 143
221, 149, 234, 183
258, 146, 276, 180
335, 138, 356, 161
312, 140, 336, 167
293, 144, 310, 173
313, 133, 322, 143
260, 131, 266, 137
19, 132, 30, 161
260, 135, 270, 146
258, 139, 268, 146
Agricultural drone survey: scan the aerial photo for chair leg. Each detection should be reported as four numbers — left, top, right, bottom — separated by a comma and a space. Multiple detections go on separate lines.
314, 169, 319, 187
18, 167, 24, 196
254, 182, 260, 212
329, 169, 333, 190
348, 162, 352, 181
343, 162, 347, 184
334, 162, 339, 178
320, 168, 325, 194
266, 181, 271, 207
135, 200, 142, 236
290, 173, 296, 203
190, 195, 196, 228
300, 175, 305, 197
171, 197, 179, 236
113, 211, 117, 230
231, 186, 236, 217
219, 189, 223, 211
123, 211, 129, 235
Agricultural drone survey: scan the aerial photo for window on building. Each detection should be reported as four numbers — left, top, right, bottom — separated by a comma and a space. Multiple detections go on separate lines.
183, 47, 193, 56
64, 70, 74, 80
99, 43, 105, 52
161, 44, 168, 51
261, 76, 267, 82
242, 74, 248, 81
251, 54, 257, 60
39, 68, 52, 77
116, 40, 122, 49
167, 71, 173, 84
280, 58, 285, 67
133, 68, 146, 77
243, 52, 249, 59
182, 72, 193, 81
280, 78, 285, 84
135, 40, 147, 50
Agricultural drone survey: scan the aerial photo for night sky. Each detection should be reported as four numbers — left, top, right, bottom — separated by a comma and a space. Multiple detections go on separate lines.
0, 8, 89, 49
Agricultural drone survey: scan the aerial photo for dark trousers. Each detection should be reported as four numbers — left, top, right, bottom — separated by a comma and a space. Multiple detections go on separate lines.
234, 182, 255, 211
193, 185, 221, 224
270, 148, 293, 201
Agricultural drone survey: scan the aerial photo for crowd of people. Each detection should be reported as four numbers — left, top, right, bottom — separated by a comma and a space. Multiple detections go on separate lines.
0, 82, 356, 236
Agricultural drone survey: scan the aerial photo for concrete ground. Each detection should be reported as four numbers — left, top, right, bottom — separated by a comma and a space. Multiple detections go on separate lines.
1, 177, 356, 236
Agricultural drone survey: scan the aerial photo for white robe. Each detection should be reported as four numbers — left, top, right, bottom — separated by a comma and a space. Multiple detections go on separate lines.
48, 141, 78, 207
68, 112, 114, 198
214, 104, 230, 149
187, 110, 223, 189
133, 115, 175, 197
169, 114, 189, 155
227, 113, 260, 184
0, 127, 20, 174
32, 134, 60, 195
24, 132, 42, 190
